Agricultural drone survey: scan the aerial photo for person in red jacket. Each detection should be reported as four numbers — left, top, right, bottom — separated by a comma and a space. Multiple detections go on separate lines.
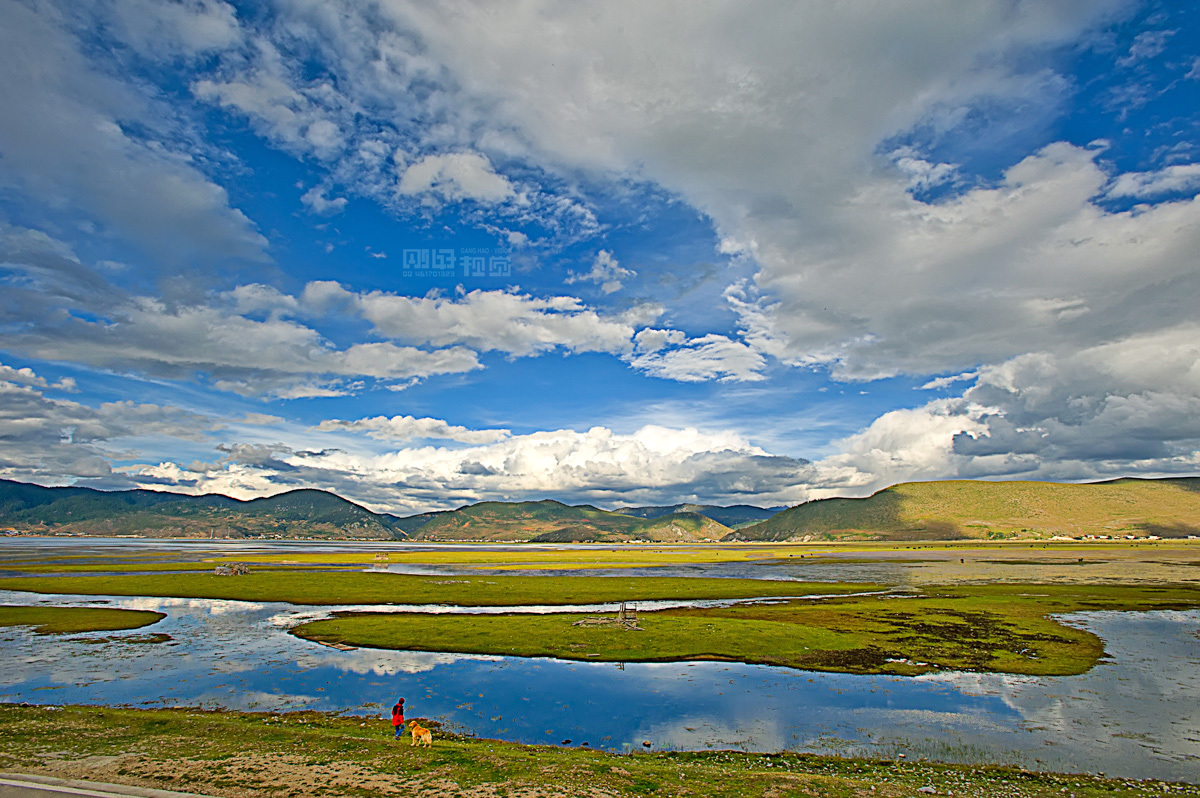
391, 697, 405, 739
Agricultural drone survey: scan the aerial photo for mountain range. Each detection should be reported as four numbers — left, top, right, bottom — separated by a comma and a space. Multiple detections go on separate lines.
0, 480, 744, 542
0, 480, 398, 539
2, 476, 1198, 542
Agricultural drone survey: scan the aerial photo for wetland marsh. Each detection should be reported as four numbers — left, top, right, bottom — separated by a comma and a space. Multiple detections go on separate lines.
1, 537, 1199, 784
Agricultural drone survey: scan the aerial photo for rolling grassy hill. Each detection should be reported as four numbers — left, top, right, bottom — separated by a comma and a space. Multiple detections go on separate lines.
384, 509, 453, 534
0, 481, 731, 542
730, 477, 1200, 542
410, 500, 731, 542
0, 480, 404, 539
613, 503, 785, 529
628, 511, 733, 542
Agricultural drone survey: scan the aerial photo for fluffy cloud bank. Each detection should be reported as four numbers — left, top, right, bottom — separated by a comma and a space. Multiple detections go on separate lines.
0, 0, 266, 266
344, 284, 655, 357
3, 0, 1198, 498
381, 0, 1192, 369
0, 226, 484, 398
314, 415, 511, 444
822, 326, 1200, 494
1, 223, 774, 396
132, 422, 816, 512
374, 0, 1199, 486
2, 217, 779, 394
746, 144, 1200, 381
0, 361, 214, 485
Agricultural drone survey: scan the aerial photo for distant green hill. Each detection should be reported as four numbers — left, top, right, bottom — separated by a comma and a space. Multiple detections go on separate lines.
235, 489, 404, 538
631, 511, 733, 542
412, 500, 731, 542
614, 503, 784, 529
0, 480, 733, 542
0, 480, 404, 540
729, 477, 1200, 542
384, 510, 453, 534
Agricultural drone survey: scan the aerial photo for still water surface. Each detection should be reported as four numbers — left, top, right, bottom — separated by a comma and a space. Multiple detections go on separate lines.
1, 587, 1198, 781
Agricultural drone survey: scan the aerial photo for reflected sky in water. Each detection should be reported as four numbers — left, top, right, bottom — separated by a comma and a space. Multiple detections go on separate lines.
1, 589, 1198, 781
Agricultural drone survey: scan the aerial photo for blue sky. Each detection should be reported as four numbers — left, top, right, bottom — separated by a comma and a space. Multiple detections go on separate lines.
1, 0, 1198, 514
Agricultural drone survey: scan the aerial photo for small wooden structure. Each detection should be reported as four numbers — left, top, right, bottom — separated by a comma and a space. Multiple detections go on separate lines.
373, 553, 389, 561
572, 602, 641, 631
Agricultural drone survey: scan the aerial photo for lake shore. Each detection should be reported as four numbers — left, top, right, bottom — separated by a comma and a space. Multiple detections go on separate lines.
1, 704, 1192, 797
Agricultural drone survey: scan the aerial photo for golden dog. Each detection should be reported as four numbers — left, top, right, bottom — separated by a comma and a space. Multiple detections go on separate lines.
409, 720, 432, 748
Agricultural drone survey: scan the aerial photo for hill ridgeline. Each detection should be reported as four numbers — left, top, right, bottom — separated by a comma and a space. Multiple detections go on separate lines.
727, 477, 1200, 542
0, 480, 734, 542
3, 477, 1198, 542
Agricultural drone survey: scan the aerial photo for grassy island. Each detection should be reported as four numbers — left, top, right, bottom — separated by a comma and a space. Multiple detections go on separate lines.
0, 571, 876, 606
0, 605, 165, 634
292, 583, 1200, 676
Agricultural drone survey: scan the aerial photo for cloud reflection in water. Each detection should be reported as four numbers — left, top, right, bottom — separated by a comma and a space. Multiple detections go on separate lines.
0, 591, 1196, 780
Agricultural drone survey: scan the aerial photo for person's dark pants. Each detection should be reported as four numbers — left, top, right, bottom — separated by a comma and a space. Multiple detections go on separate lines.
394, 722, 405, 739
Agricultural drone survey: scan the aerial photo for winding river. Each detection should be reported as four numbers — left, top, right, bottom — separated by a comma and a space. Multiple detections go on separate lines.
1, 586, 1198, 781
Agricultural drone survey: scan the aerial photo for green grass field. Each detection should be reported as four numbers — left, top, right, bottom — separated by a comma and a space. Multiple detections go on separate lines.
2, 539, 1194, 580
0, 705, 1189, 797
207, 545, 808, 568
0, 605, 165, 634
0, 570, 875, 606
407, 499, 733, 542
291, 583, 1200, 676
1, 561, 241, 573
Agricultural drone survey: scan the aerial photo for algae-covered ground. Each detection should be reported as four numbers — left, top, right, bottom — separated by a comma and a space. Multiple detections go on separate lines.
0, 705, 1192, 798
292, 583, 1200, 676
0, 570, 875, 606
0, 605, 165, 634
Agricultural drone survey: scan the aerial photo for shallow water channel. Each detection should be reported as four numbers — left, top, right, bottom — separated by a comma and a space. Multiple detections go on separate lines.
1, 586, 1198, 782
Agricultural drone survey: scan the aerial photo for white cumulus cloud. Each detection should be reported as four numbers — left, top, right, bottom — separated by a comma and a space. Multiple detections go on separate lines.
565, 250, 635, 294
397, 152, 514, 204
629, 334, 767, 383
129, 423, 817, 512
1106, 163, 1200, 199
314, 415, 511, 444
300, 186, 349, 215
349, 286, 655, 357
